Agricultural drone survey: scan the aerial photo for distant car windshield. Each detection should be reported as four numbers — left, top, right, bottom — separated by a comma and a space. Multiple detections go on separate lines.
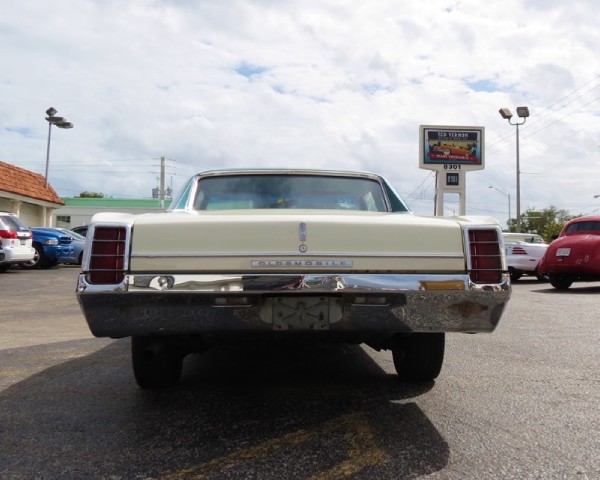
192, 174, 391, 212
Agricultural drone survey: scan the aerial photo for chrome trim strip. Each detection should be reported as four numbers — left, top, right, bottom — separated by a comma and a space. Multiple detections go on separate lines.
129, 251, 465, 259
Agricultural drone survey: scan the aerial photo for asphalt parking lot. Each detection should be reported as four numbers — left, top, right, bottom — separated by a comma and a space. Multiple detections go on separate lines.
1, 267, 599, 479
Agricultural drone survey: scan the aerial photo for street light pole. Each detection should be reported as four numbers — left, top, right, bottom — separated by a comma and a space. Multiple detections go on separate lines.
499, 106, 529, 232
45, 119, 53, 187
44, 107, 74, 188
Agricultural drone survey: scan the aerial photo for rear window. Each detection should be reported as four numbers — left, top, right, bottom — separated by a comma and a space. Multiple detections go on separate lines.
193, 175, 391, 212
502, 233, 545, 244
0, 215, 30, 232
565, 221, 600, 235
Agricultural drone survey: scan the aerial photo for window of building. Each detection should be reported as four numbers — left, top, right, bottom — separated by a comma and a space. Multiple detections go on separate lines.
56, 215, 71, 228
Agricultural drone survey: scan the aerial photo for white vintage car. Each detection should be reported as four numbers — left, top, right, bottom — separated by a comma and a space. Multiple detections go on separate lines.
77, 169, 511, 388
503, 232, 548, 281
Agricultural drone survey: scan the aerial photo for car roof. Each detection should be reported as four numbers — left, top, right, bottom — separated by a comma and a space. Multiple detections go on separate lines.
565, 215, 600, 224
196, 168, 384, 180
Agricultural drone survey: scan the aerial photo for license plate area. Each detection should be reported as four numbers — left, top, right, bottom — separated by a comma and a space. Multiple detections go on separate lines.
556, 248, 571, 257
261, 296, 343, 331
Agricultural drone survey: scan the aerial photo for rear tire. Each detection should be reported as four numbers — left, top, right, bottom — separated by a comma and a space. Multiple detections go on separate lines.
549, 273, 573, 290
509, 269, 523, 282
535, 271, 548, 282
392, 333, 445, 381
21, 244, 47, 269
132, 336, 183, 388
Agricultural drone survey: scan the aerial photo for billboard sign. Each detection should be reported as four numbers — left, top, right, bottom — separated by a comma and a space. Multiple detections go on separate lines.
419, 125, 484, 171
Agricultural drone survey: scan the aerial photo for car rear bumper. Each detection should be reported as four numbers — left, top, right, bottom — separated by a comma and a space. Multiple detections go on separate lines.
44, 245, 75, 262
2, 246, 35, 263
507, 257, 541, 272
77, 272, 511, 338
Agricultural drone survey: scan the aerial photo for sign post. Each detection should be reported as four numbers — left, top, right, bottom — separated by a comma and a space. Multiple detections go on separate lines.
419, 125, 485, 216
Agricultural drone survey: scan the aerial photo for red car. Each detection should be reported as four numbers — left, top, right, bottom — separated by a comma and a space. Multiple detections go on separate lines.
538, 215, 600, 290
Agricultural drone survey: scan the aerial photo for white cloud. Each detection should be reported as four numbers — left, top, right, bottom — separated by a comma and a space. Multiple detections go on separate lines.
1, 0, 599, 226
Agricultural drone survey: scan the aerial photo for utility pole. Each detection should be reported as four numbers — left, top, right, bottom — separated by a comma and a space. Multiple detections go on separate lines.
160, 156, 165, 208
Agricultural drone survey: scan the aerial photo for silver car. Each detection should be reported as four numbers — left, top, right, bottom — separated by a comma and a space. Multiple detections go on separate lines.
0, 212, 35, 272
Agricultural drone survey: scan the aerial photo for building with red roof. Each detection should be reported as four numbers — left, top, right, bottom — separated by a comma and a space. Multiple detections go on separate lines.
0, 160, 64, 226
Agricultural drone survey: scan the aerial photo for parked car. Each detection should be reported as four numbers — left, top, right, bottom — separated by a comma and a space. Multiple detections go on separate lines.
503, 232, 548, 281
538, 215, 600, 290
56, 228, 86, 265
0, 212, 35, 272
23, 227, 75, 269
77, 169, 511, 388
71, 225, 89, 237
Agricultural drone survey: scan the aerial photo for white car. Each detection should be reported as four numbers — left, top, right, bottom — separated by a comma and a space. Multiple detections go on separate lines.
503, 233, 548, 281
0, 212, 35, 272
77, 169, 511, 388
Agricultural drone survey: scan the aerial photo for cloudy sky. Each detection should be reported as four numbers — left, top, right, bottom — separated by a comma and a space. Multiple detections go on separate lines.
1, 0, 599, 227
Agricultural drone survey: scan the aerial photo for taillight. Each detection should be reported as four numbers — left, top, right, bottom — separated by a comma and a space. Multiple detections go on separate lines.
89, 226, 128, 284
511, 246, 527, 255
468, 229, 503, 283
0, 230, 18, 239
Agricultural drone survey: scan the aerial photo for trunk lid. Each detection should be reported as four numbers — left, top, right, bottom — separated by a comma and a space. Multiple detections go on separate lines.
129, 210, 467, 273
544, 235, 600, 270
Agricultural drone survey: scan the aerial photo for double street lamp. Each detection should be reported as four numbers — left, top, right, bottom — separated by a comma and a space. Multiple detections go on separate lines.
45, 107, 74, 187
499, 106, 529, 232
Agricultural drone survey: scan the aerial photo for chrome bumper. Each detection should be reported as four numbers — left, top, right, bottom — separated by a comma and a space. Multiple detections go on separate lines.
77, 273, 511, 338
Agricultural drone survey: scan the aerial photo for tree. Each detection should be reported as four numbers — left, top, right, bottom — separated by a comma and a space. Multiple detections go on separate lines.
507, 206, 577, 242
78, 191, 105, 198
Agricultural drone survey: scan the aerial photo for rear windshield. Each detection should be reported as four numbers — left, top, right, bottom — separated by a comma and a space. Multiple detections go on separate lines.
192, 175, 391, 212
565, 221, 600, 235
503, 234, 545, 244
0, 215, 30, 232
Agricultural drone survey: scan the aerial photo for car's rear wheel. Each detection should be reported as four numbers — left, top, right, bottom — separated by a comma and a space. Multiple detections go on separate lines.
535, 270, 548, 282
132, 336, 183, 388
0, 263, 11, 272
509, 268, 523, 282
21, 244, 47, 269
392, 333, 445, 381
549, 273, 573, 290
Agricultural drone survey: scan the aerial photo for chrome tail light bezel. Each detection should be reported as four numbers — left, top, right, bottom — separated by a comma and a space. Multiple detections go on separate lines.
464, 226, 507, 284
83, 223, 132, 285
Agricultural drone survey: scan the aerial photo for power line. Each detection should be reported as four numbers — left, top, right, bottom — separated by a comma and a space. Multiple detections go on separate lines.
486, 76, 600, 152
